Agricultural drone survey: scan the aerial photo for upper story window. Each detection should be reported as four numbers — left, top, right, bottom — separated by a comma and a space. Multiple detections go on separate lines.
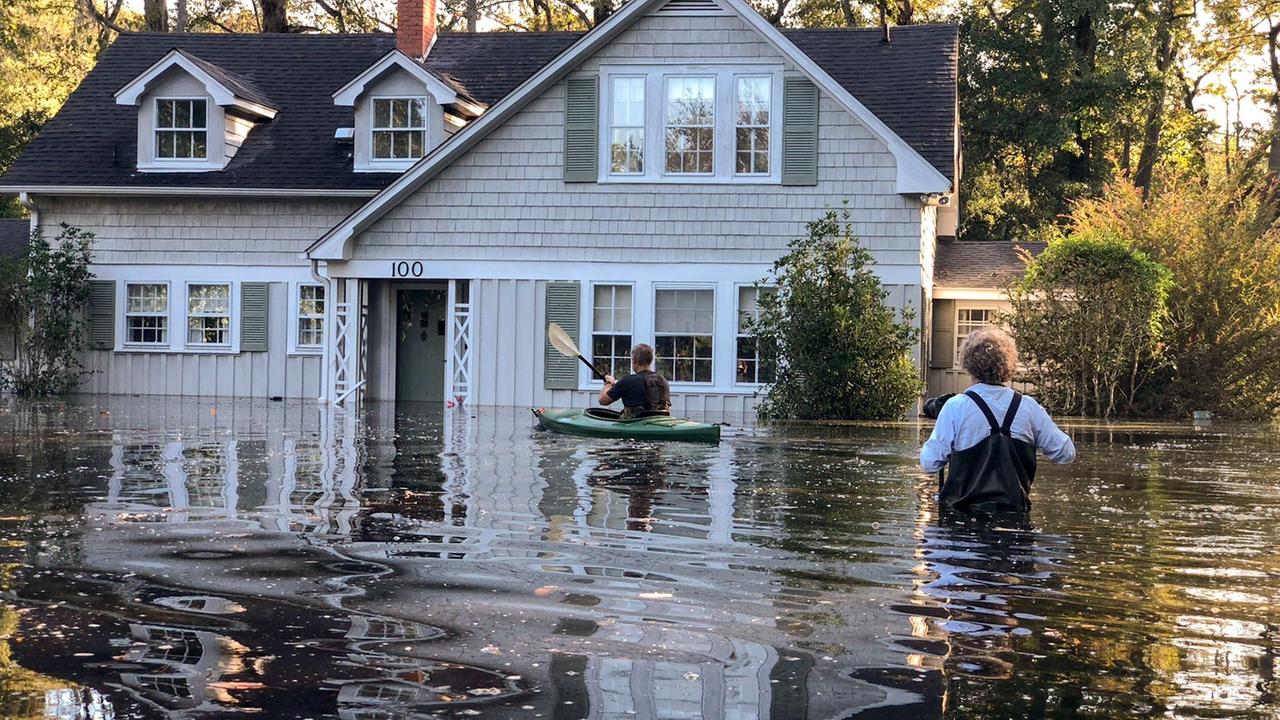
609, 78, 645, 175
599, 66, 782, 184
155, 99, 208, 160
372, 97, 427, 161
664, 77, 715, 174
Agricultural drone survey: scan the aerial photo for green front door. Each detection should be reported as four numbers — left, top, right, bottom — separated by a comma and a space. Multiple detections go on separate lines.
396, 288, 447, 403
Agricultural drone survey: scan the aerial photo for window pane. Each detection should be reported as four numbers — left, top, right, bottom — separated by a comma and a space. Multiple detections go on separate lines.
610, 128, 644, 174
374, 99, 391, 128
157, 100, 174, 128
191, 100, 207, 128
612, 77, 645, 126
408, 130, 424, 158
735, 77, 770, 125
408, 98, 425, 128
188, 284, 230, 314
157, 132, 175, 158
175, 131, 192, 158
665, 77, 715, 175
390, 99, 408, 128
175, 100, 191, 128
373, 131, 392, 159
191, 132, 207, 159
666, 77, 715, 126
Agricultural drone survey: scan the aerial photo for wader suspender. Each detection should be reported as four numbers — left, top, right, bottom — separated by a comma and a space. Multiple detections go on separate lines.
963, 390, 1023, 437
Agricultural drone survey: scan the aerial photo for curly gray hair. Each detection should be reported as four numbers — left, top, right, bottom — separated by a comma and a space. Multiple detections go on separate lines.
960, 326, 1019, 385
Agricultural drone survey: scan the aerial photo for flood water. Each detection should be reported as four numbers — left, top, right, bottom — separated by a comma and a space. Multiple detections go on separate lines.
0, 398, 1276, 719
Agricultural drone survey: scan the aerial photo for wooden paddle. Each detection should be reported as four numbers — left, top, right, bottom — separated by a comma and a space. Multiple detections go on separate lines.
548, 322, 608, 381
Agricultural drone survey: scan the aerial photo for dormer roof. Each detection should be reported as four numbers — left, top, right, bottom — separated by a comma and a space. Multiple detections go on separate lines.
332, 50, 483, 116
114, 48, 278, 119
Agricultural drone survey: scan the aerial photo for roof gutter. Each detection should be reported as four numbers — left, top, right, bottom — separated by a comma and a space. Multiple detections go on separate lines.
3, 186, 380, 199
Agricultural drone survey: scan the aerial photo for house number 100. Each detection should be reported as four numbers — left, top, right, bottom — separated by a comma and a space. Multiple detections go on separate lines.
391, 261, 424, 278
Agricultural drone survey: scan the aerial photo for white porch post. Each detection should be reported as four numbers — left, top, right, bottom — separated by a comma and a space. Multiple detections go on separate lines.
331, 278, 366, 407
447, 279, 473, 406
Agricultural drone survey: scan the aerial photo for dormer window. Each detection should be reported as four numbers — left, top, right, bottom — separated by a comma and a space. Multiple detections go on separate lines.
372, 97, 427, 161
155, 99, 209, 160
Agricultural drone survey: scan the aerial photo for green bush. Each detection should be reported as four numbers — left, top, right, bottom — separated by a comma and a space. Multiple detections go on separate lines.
1006, 231, 1172, 417
752, 208, 922, 421
1071, 176, 1280, 419
0, 223, 95, 396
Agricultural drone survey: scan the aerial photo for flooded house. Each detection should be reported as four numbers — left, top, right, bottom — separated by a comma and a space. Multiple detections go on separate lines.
0, 0, 964, 412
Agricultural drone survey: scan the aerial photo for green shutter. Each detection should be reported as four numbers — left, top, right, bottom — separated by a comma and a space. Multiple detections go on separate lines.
782, 77, 819, 186
930, 298, 955, 369
240, 282, 269, 352
563, 76, 599, 183
544, 281, 581, 390
88, 280, 115, 350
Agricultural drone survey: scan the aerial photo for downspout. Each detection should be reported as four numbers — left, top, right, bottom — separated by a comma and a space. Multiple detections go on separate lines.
18, 192, 39, 235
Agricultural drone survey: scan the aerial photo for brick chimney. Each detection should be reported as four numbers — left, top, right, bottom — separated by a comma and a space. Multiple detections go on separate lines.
397, 0, 437, 59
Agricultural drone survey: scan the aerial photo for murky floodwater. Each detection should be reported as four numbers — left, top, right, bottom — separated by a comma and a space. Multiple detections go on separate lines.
0, 398, 1277, 719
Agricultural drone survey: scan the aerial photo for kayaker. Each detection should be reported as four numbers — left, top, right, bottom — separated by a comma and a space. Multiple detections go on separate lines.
598, 343, 672, 418
919, 327, 1075, 513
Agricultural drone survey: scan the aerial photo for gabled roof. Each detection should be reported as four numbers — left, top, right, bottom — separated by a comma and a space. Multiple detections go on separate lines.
309, 0, 958, 259
934, 240, 1047, 290
0, 219, 30, 259
331, 50, 470, 112
0, 32, 580, 194
114, 48, 279, 118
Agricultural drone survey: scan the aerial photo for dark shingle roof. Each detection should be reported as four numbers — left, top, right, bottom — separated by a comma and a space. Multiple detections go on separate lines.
934, 240, 1047, 289
784, 24, 958, 183
0, 24, 957, 192
175, 49, 279, 110
0, 219, 30, 259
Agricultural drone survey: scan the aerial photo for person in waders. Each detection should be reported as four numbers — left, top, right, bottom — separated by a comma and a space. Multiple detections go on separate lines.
598, 343, 672, 419
920, 327, 1076, 513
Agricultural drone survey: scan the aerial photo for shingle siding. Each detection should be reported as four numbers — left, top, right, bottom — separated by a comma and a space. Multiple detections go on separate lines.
352, 14, 922, 267
42, 196, 362, 266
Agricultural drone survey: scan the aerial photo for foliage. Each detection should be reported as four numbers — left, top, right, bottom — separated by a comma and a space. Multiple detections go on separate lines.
752, 208, 922, 421
0, 224, 96, 397
1006, 232, 1172, 418
1070, 168, 1280, 419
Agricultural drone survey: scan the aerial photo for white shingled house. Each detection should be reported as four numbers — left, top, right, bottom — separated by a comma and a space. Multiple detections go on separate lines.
1, 0, 963, 412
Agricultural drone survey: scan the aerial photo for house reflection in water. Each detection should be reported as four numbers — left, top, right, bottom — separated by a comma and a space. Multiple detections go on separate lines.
58, 397, 886, 718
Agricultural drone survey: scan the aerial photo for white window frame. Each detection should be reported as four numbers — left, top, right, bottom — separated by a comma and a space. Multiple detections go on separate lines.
153, 97, 209, 162
370, 95, 428, 165
734, 283, 776, 386
124, 281, 171, 347
662, 75, 717, 177
588, 282, 636, 379
291, 282, 326, 354
184, 281, 233, 349
733, 75, 773, 177
597, 65, 784, 184
953, 304, 999, 369
653, 284, 716, 386
607, 76, 647, 176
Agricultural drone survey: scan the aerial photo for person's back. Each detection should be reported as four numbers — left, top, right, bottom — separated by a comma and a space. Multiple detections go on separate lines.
599, 344, 671, 418
920, 327, 1075, 513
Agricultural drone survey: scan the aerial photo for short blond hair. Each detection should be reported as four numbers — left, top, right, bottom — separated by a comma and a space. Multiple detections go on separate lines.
960, 326, 1018, 384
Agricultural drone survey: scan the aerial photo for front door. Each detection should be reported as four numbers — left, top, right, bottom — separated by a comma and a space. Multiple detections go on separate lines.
395, 288, 447, 403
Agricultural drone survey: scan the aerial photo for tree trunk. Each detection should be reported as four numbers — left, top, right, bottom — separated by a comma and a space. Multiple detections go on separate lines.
896, 0, 913, 25
143, 0, 168, 31
1134, 0, 1177, 196
1268, 22, 1280, 180
1064, 11, 1096, 182
175, 0, 188, 31
466, 0, 479, 30
592, 0, 614, 26
260, 0, 288, 32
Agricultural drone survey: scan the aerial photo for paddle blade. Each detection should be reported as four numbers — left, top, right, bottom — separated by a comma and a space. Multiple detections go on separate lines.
547, 322, 581, 359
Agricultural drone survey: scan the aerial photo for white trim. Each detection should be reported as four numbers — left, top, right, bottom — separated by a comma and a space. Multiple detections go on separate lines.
652, 283, 717, 386
122, 281, 172, 348
114, 49, 277, 119
9, 186, 378, 198
367, 95, 430, 170
183, 281, 234, 349
583, 281, 637, 384
289, 281, 326, 355
932, 287, 1010, 301
307, 0, 952, 260
597, 65, 784, 184
151, 96, 211, 166
332, 51, 461, 108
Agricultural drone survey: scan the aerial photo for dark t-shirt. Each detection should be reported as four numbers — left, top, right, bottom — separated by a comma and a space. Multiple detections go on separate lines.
604, 371, 667, 410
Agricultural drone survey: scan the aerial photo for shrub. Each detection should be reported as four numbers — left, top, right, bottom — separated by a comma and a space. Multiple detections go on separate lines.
0, 223, 95, 396
1070, 176, 1280, 419
1005, 231, 1172, 417
753, 208, 922, 421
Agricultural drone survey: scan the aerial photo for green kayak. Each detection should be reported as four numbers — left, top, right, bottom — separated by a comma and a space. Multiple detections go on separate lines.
533, 407, 721, 443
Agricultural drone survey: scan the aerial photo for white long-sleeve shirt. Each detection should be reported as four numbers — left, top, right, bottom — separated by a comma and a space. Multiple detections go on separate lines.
920, 383, 1076, 473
